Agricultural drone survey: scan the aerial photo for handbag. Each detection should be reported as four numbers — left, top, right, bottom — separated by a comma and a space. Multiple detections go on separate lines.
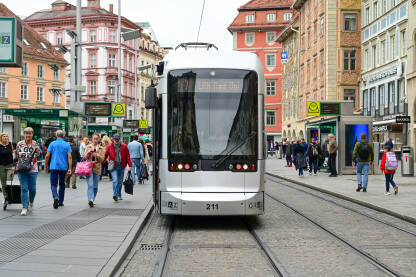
123, 171, 134, 195
141, 164, 149, 181
107, 160, 115, 171
75, 158, 94, 177
17, 150, 36, 173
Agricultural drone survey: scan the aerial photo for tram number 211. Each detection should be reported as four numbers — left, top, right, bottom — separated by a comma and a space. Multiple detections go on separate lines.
206, 203, 219, 210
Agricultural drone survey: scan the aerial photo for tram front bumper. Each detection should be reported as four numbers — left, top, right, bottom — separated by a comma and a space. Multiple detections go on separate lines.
160, 191, 264, 215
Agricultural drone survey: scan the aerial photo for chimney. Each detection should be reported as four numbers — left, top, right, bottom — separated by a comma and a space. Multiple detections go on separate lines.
51, 0, 68, 13
109, 4, 113, 13
87, 0, 100, 9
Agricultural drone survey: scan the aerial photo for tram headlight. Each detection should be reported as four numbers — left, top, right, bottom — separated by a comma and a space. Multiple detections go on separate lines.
235, 163, 242, 171
229, 164, 234, 170
177, 163, 184, 170
184, 163, 191, 170
243, 164, 249, 170
193, 164, 198, 170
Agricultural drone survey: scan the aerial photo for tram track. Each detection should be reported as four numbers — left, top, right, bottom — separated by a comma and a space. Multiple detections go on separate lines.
154, 216, 288, 277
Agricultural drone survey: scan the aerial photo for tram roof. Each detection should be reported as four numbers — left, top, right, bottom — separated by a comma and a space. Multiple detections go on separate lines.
163, 50, 264, 75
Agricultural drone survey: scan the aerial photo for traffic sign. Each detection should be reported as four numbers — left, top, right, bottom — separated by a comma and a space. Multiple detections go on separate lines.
281, 52, 288, 61
139, 120, 148, 128
0, 17, 23, 67
396, 116, 411, 124
307, 102, 320, 116
111, 103, 126, 117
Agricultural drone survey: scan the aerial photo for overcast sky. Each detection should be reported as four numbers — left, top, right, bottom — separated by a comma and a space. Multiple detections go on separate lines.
3, 0, 248, 50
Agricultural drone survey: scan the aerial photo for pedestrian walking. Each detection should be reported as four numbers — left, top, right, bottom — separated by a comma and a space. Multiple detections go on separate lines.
100, 135, 112, 181
84, 134, 105, 207
307, 138, 321, 175
322, 138, 330, 172
16, 127, 41, 216
65, 137, 80, 189
301, 138, 308, 156
105, 134, 132, 201
268, 141, 274, 158
0, 133, 14, 210
285, 140, 292, 167
145, 139, 153, 175
384, 137, 394, 150
352, 133, 374, 192
380, 145, 399, 196
293, 140, 306, 177
128, 135, 144, 185
44, 130, 72, 209
327, 134, 338, 177
274, 141, 279, 158
282, 139, 287, 158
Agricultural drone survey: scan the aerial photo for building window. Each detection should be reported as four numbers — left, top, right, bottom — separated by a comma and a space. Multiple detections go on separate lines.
266, 32, 276, 44
21, 62, 28, 76
141, 86, 145, 99
391, 34, 396, 59
372, 45, 377, 67
266, 81, 276, 96
313, 21, 317, 42
379, 85, 385, 109
344, 14, 357, 31
53, 69, 59, 81
401, 30, 406, 56
109, 54, 116, 67
37, 65, 44, 78
283, 13, 292, 22
370, 88, 376, 108
300, 65, 303, 87
265, 54, 276, 67
57, 32, 63, 45
365, 7, 370, 25
90, 30, 96, 43
313, 58, 317, 79
266, 111, 276, 126
320, 17, 324, 37
307, 30, 311, 48
344, 50, 356, 70
0, 82, 7, 98
320, 52, 324, 75
53, 92, 60, 104
90, 53, 96, 68
109, 30, 117, 43
307, 62, 310, 83
36, 87, 44, 102
108, 80, 116, 94
365, 49, 370, 71
20, 85, 28, 100
245, 14, 255, 23
381, 40, 386, 64
90, 80, 96, 95
0, 68, 7, 73
389, 81, 395, 108
267, 13, 276, 22
245, 32, 255, 45
373, 2, 378, 19
382, 0, 387, 14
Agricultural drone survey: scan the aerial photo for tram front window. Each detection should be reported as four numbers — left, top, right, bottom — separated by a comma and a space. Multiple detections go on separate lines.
168, 69, 258, 160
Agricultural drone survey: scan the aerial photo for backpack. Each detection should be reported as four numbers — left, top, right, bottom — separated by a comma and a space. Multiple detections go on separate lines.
385, 152, 398, 171
358, 142, 370, 160
312, 145, 319, 156
147, 145, 153, 157
17, 150, 36, 173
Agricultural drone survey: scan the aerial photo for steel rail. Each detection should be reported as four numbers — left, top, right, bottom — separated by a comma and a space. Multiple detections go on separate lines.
153, 217, 175, 277
266, 193, 403, 277
245, 221, 290, 277
265, 173, 416, 237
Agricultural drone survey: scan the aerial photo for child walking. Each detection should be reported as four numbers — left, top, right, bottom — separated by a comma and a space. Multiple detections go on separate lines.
380, 145, 399, 196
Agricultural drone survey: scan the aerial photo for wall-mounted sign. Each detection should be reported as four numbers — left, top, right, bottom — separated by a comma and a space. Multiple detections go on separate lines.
307, 102, 320, 116
85, 103, 112, 116
321, 103, 341, 116
111, 103, 126, 117
372, 125, 391, 132
139, 120, 148, 129
0, 17, 23, 67
123, 120, 139, 128
396, 116, 411, 124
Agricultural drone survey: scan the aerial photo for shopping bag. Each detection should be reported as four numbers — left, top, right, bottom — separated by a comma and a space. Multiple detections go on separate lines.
141, 164, 149, 181
123, 172, 134, 195
75, 159, 93, 177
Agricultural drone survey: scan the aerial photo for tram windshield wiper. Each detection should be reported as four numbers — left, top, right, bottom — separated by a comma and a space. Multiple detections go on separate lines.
212, 132, 257, 169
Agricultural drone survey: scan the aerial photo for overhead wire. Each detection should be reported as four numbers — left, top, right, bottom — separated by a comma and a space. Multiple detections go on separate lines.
196, 0, 206, 43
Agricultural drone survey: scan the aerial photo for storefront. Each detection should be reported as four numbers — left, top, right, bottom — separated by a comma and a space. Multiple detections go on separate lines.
372, 120, 404, 152
3, 109, 82, 143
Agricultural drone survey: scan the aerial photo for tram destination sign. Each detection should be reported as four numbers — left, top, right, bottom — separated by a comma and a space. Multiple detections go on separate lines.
396, 116, 411, 124
85, 103, 112, 116
123, 120, 139, 128
320, 103, 341, 116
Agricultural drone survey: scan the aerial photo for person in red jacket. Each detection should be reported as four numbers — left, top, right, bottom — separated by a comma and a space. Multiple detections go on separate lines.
380, 145, 398, 196
105, 134, 132, 201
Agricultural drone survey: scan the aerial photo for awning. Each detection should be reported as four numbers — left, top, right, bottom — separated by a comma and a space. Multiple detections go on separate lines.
372, 119, 396, 126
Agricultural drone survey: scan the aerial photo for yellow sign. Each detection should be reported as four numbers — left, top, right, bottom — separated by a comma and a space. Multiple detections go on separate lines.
111, 103, 126, 117
307, 102, 321, 116
139, 120, 148, 128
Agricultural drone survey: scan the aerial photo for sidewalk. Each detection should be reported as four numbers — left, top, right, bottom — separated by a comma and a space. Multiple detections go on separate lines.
266, 159, 416, 223
0, 171, 152, 277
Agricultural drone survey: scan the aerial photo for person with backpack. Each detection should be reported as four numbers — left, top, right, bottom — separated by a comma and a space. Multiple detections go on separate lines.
293, 139, 306, 178
380, 145, 399, 196
352, 133, 374, 192
307, 138, 321, 175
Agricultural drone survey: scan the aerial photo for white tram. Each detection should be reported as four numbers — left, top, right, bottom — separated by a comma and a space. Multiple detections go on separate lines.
146, 43, 265, 215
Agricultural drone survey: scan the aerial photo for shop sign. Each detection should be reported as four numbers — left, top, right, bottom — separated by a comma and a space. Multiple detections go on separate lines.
123, 128, 132, 133
111, 103, 126, 117
373, 125, 390, 132
367, 66, 397, 84
307, 102, 320, 116
139, 120, 148, 128
396, 116, 411, 124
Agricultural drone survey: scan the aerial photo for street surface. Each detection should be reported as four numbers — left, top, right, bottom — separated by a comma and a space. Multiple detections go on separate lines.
118, 160, 416, 277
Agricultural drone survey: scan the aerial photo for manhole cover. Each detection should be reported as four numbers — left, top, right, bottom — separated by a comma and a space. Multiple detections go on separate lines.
140, 244, 163, 251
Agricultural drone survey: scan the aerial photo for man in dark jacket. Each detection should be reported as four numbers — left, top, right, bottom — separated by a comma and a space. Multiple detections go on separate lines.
307, 138, 322, 175
285, 141, 292, 167
65, 137, 80, 189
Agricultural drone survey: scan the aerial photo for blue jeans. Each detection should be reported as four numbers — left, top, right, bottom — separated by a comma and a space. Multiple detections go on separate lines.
87, 173, 100, 201
356, 162, 370, 188
309, 156, 319, 174
385, 173, 396, 192
286, 155, 292, 166
298, 167, 303, 176
50, 170, 66, 204
131, 158, 142, 183
18, 172, 37, 209
111, 164, 124, 198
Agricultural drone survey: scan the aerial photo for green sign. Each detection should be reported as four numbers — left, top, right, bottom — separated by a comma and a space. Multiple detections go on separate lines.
85, 102, 127, 117
306, 102, 341, 116
0, 17, 14, 63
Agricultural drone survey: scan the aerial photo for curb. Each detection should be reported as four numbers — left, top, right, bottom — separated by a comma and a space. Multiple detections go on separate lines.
97, 200, 154, 277
266, 172, 416, 225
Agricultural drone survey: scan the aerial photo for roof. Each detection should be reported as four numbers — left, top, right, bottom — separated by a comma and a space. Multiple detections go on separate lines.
238, 0, 294, 11
276, 15, 299, 43
292, 0, 307, 9
25, 7, 113, 21
0, 3, 67, 65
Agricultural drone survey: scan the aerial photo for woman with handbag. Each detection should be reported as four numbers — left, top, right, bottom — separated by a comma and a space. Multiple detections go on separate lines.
0, 133, 14, 210
84, 133, 105, 208
16, 127, 41, 216
100, 135, 112, 181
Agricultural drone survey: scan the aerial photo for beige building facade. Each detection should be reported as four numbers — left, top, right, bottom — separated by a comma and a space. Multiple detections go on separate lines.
407, 0, 416, 151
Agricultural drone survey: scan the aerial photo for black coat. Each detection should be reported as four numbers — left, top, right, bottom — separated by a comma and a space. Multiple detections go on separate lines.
293, 144, 306, 170
307, 143, 322, 157
70, 144, 81, 167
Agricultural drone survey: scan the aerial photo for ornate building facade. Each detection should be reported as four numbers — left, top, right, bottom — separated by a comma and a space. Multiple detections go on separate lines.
407, 0, 416, 151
